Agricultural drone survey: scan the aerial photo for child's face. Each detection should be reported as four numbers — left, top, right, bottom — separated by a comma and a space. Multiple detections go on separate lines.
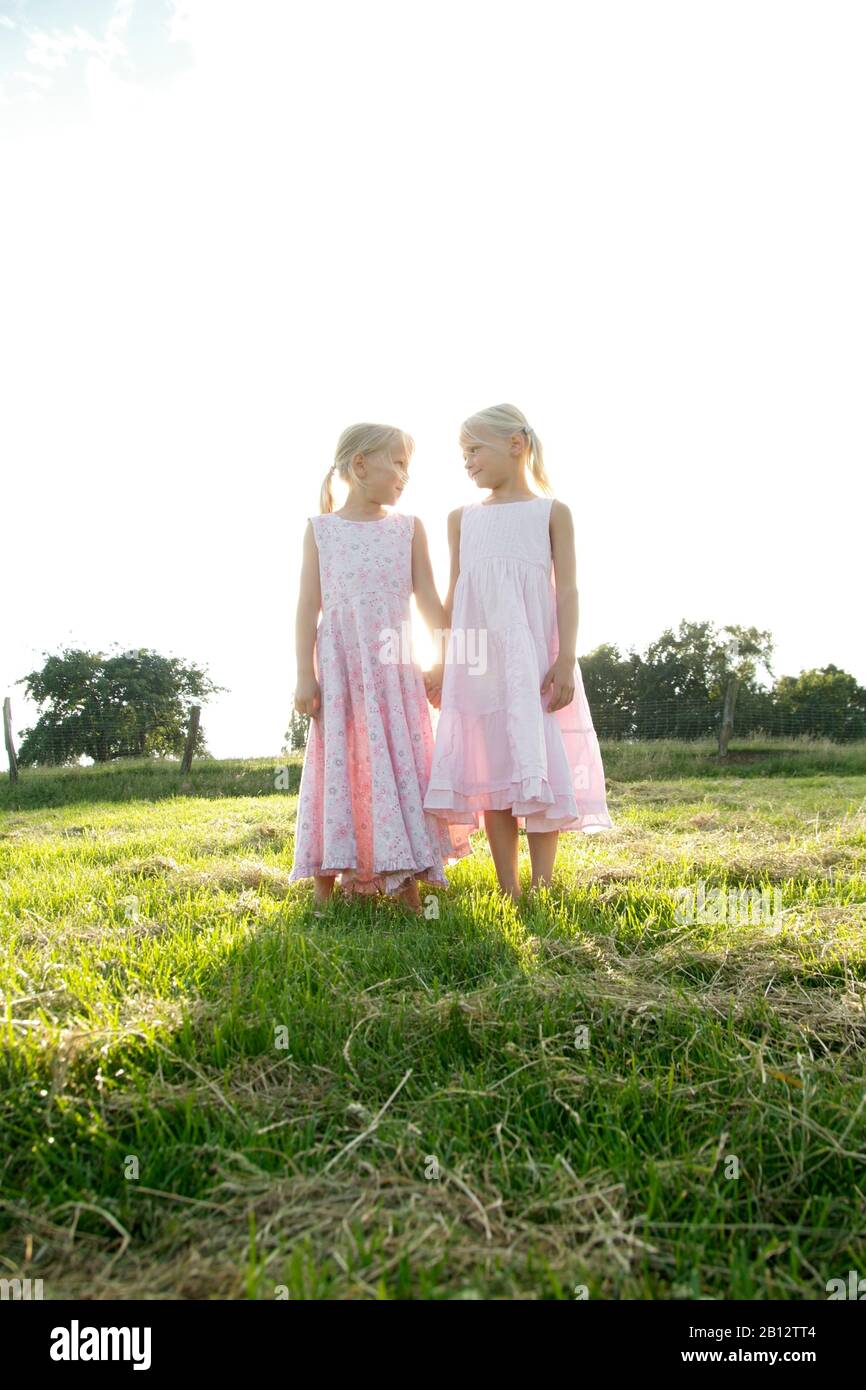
461, 427, 523, 490
357, 442, 410, 505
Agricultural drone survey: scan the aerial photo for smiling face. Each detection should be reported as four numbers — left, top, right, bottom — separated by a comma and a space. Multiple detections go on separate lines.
353, 438, 411, 505
461, 425, 525, 491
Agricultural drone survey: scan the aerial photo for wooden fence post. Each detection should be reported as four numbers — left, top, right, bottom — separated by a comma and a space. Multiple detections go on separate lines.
3, 698, 18, 784
181, 705, 200, 774
719, 675, 740, 758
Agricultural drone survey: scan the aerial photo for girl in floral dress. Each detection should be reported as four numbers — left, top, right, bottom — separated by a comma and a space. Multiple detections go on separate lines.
290, 422, 473, 911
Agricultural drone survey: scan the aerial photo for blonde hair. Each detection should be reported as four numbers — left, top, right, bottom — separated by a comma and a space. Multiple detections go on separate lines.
320, 422, 415, 514
459, 402, 552, 495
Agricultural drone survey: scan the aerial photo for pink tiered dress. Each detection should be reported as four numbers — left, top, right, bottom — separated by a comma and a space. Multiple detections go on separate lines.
423, 497, 613, 834
289, 510, 474, 897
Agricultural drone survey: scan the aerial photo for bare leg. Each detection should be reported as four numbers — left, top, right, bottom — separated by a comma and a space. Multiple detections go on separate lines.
526, 830, 559, 889
313, 874, 337, 905
484, 809, 521, 899
395, 876, 423, 913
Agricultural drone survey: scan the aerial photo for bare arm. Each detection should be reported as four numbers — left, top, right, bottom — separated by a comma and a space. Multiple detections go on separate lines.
411, 517, 449, 666
294, 520, 323, 717
417, 508, 462, 706
443, 507, 463, 628
541, 500, 579, 712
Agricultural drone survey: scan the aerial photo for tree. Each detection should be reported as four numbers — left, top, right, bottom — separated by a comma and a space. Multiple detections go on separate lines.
580, 644, 639, 737
772, 666, 866, 740
15, 645, 227, 766
579, 623, 863, 744
634, 620, 774, 739
285, 710, 310, 752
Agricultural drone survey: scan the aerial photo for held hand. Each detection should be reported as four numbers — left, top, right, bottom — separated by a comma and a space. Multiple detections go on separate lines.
294, 675, 322, 719
425, 663, 444, 690
540, 657, 575, 713
423, 665, 444, 710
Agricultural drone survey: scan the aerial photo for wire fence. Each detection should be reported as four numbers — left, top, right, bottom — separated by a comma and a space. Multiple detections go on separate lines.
586, 698, 866, 742
5, 695, 866, 777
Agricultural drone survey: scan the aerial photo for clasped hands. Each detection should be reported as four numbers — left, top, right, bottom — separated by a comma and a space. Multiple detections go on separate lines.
422, 664, 444, 709
422, 657, 574, 713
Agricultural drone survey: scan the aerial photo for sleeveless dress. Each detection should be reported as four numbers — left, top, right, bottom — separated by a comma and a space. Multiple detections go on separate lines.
423, 498, 613, 833
289, 510, 474, 897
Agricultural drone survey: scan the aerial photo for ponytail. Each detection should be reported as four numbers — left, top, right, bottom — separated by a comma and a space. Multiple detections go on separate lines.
524, 424, 552, 495
319, 464, 336, 514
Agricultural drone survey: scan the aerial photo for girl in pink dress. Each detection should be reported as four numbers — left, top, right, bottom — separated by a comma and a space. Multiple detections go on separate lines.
290, 422, 473, 911
423, 403, 612, 899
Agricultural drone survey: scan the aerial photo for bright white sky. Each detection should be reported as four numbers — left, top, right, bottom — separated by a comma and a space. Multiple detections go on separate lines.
2, 0, 863, 760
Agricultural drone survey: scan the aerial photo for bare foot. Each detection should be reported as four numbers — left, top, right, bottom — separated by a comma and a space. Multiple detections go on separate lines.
313, 874, 340, 908
395, 878, 423, 914
498, 881, 522, 902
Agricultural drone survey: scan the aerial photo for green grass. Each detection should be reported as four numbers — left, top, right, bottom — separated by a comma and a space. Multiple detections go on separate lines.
1, 740, 865, 1299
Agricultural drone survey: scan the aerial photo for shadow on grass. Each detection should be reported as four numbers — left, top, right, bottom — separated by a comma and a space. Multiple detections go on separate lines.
3, 832, 866, 1298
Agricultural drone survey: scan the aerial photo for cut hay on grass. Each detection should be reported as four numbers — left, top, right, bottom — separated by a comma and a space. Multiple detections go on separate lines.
1, 754, 865, 1298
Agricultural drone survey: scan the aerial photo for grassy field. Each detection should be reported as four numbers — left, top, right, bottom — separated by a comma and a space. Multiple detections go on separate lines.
1, 737, 865, 1300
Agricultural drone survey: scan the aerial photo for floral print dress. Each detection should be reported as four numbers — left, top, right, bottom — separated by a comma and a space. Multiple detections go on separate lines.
289, 510, 474, 897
